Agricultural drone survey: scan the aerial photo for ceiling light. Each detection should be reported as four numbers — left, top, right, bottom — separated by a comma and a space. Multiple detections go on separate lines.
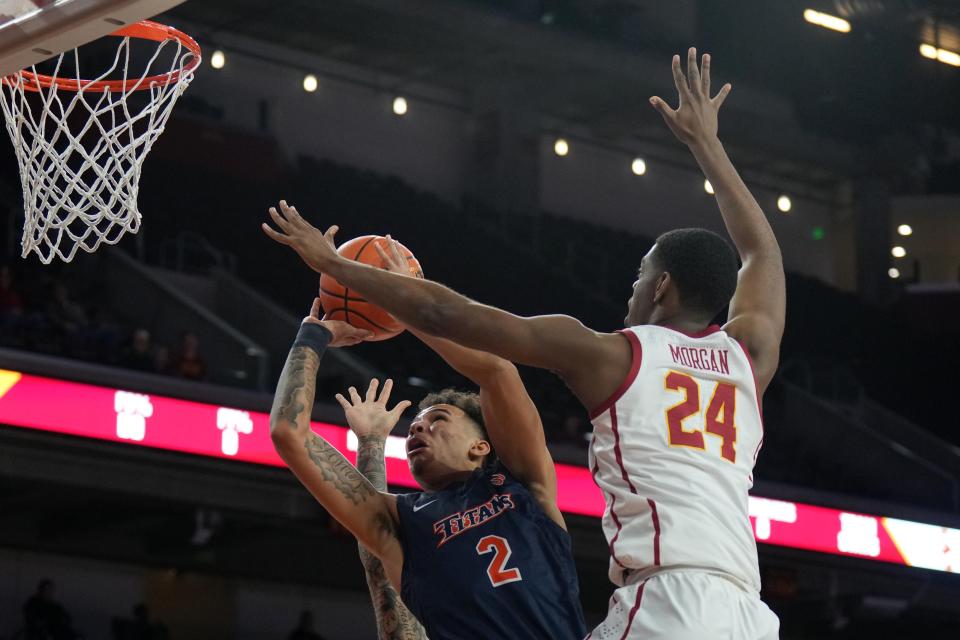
920, 43, 960, 67
891, 246, 906, 258
210, 50, 225, 69
704, 179, 714, 195
303, 74, 318, 92
888, 268, 900, 279
392, 96, 408, 116
631, 158, 646, 176
554, 138, 569, 157
803, 9, 851, 33
897, 224, 912, 236
777, 195, 792, 213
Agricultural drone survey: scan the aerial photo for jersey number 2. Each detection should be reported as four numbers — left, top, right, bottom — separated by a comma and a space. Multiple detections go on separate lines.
476, 535, 523, 587
664, 371, 737, 462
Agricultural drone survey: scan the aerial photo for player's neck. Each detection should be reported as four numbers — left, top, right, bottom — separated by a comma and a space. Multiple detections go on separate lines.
427, 468, 480, 492
648, 310, 711, 335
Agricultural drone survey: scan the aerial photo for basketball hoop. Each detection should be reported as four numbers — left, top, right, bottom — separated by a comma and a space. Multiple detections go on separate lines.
0, 20, 201, 263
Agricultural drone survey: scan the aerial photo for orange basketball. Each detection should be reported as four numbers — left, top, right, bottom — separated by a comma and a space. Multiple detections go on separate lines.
319, 235, 423, 341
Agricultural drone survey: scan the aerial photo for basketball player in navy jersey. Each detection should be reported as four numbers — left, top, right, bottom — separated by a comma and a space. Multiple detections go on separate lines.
269, 298, 586, 639
347, 238, 583, 640
265, 49, 784, 638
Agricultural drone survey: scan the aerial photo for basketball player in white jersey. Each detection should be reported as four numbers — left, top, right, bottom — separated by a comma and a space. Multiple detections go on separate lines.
264, 48, 784, 639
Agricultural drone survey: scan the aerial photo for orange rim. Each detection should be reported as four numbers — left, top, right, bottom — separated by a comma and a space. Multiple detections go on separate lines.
13, 20, 201, 93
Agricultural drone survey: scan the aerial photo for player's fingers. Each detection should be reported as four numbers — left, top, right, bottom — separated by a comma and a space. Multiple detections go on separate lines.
310, 297, 322, 318
334, 393, 351, 411
712, 83, 732, 108
278, 199, 296, 218
374, 242, 393, 267
671, 54, 691, 101
261, 223, 291, 245
323, 225, 339, 247
387, 236, 406, 264
649, 96, 676, 118
701, 53, 711, 95
378, 378, 394, 404
687, 47, 701, 95
365, 378, 379, 402
390, 399, 412, 417
348, 385, 362, 405
280, 200, 305, 225
268, 206, 293, 232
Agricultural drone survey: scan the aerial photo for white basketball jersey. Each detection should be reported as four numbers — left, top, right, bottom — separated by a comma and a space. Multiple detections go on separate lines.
589, 324, 764, 591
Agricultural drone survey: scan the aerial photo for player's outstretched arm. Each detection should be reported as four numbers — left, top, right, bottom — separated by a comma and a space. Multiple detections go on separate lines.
376, 238, 562, 527
269, 300, 405, 586
335, 379, 428, 640
261, 206, 632, 412
650, 48, 785, 392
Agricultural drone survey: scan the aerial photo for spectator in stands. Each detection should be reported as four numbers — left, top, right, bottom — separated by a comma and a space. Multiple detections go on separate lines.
287, 610, 326, 640
0, 265, 25, 344
111, 603, 168, 640
22, 578, 82, 640
154, 345, 171, 375
46, 282, 88, 334
172, 331, 207, 380
0, 264, 23, 316
120, 329, 158, 373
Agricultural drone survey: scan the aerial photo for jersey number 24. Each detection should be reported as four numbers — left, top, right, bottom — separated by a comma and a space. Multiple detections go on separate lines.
664, 371, 737, 463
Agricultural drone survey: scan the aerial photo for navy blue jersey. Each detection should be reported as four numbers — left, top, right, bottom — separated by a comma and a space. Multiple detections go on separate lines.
396, 465, 586, 640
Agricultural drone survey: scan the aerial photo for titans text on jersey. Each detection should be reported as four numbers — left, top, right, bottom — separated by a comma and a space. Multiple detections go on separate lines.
433, 493, 516, 546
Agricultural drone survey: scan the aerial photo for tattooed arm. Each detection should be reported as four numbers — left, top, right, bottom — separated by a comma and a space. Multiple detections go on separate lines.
333, 379, 428, 640
269, 300, 405, 588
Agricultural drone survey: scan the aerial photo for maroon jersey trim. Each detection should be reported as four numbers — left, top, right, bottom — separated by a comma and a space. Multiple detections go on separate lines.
589, 330, 642, 419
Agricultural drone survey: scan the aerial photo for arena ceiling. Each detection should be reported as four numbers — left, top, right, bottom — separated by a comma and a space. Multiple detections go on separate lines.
164, 0, 960, 188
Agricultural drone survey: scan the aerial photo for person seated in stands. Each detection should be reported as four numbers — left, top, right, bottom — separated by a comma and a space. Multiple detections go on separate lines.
287, 610, 326, 640
0, 264, 25, 342
45, 282, 88, 335
0, 265, 24, 316
111, 603, 168, 640
172, 331, 207, 380
22, 578, 82, 640
120, 329, 158, 373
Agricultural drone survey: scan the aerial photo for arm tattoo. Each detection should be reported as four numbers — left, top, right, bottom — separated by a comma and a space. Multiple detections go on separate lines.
304, 434, 378, 506
270, 346, 320, 435
356, 436, 388, 491
356, 438, 429, 640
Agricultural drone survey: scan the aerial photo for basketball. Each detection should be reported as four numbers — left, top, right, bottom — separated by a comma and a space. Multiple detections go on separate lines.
319, 235, 423, 341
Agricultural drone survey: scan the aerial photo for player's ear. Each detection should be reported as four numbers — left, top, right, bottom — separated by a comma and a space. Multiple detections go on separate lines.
653, 271, 671, 304
470, 439, 491, 459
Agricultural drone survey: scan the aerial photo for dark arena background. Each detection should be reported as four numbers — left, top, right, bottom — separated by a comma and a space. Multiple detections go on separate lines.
1, 1, 960, 638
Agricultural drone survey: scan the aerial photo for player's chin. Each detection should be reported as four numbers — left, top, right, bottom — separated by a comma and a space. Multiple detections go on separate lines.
407, 450, 432, 474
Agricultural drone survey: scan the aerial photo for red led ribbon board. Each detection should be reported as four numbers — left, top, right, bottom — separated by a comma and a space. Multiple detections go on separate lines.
0, 369, 956, 574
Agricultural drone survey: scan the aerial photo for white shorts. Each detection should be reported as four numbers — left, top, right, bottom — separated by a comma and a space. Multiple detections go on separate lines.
587, 570, 780, 640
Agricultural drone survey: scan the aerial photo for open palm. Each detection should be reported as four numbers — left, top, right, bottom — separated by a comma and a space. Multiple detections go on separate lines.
335, 378, 411, 440
650, 47, 731, 146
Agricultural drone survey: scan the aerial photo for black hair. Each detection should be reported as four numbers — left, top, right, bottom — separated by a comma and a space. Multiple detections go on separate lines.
418, 389, 498, 469
652, 228, 738, 319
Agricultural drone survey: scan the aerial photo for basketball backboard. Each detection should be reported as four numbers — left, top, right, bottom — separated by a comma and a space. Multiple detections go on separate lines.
0, 0, 187, 77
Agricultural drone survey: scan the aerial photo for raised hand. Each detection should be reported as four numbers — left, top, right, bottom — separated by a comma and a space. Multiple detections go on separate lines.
650, 47, 731, 147
335, 378, 412, 441
303, 297, 374, 346
262, 200, 341, 273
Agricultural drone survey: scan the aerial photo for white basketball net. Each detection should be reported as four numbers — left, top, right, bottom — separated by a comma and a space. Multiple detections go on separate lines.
0, 33, 197, 263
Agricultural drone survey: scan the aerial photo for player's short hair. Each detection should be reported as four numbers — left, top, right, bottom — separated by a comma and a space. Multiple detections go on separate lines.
653, 228, 739, 319
419, 389, 497, 469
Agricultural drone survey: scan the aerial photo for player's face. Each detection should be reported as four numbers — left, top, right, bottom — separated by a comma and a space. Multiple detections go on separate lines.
625, 246, 660, 326
406, 404, 489, 490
